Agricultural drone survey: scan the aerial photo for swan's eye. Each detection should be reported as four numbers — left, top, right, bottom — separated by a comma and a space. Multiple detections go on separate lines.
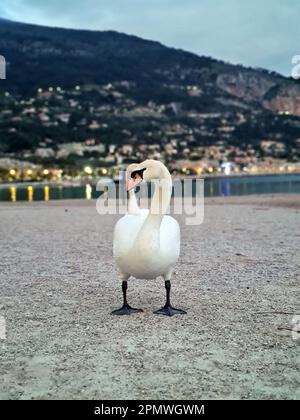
131, 168, 146, 179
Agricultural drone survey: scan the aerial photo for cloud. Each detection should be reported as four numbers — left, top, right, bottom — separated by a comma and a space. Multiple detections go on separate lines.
0, 0, 299, 75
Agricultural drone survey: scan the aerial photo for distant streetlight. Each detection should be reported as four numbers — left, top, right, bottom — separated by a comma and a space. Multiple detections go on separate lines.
43, 169, 49, 175
84, 166, 93, 175
9, 169, 16, 176
27, 169, 33, 176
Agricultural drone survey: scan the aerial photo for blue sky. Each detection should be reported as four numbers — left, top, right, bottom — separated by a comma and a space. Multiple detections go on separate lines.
0, 0, 299, 76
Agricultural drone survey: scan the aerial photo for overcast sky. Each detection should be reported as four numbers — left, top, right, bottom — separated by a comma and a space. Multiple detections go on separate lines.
0, 0, 299, 76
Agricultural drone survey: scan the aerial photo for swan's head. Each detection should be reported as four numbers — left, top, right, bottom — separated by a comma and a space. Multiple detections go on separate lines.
126, 163, 144, 192
126, 160, 171, 191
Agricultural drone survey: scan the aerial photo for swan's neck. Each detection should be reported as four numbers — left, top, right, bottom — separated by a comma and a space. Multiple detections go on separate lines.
150, 176, 172, 216
128, 189, 140, 215
137, 173, 172, 251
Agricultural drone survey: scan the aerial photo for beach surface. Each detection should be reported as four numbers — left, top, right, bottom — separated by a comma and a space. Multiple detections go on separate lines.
0, 194, 299, 400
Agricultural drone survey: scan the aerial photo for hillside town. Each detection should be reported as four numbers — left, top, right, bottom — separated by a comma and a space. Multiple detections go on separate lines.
0, 82, 299, 182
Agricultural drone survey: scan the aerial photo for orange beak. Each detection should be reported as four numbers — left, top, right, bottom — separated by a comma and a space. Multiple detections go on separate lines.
126, 175, 142, 191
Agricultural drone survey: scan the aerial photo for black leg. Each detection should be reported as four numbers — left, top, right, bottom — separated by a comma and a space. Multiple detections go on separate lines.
153, 280, 187, 316
111, 280, 143, 316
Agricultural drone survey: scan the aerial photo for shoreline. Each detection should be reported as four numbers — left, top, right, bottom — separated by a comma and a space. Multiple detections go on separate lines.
1, 193, 300, 209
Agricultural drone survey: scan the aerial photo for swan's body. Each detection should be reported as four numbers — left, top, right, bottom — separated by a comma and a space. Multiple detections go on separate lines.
111, 160, 186, 316
114, 209, 180, 279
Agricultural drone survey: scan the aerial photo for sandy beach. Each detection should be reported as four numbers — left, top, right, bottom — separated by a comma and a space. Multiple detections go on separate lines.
0, 194, 299, 400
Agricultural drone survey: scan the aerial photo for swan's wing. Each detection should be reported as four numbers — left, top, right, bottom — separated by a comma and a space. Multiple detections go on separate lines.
160, 215, 181, 262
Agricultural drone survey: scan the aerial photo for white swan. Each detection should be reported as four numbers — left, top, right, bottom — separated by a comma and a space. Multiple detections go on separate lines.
112, 160, 186, 316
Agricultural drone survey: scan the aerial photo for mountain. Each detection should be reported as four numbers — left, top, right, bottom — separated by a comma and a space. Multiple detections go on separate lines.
0, 18, 300, 116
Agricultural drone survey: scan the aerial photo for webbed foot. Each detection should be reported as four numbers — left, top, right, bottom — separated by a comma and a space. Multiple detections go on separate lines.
153, 305, 187, 316
111, 304, 143, 316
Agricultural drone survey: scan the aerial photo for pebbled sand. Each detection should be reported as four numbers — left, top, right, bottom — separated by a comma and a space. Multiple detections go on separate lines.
0, 194, 299, 400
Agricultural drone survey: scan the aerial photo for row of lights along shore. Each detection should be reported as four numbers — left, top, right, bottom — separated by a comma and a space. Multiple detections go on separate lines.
6, 166, 109, 179
6, 166, 220, 179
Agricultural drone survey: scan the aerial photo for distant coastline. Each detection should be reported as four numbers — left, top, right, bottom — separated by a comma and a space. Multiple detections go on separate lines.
0, 170, 299, 189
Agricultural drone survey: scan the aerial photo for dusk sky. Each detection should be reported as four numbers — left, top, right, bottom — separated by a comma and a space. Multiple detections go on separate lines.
0, 0, 299, 76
